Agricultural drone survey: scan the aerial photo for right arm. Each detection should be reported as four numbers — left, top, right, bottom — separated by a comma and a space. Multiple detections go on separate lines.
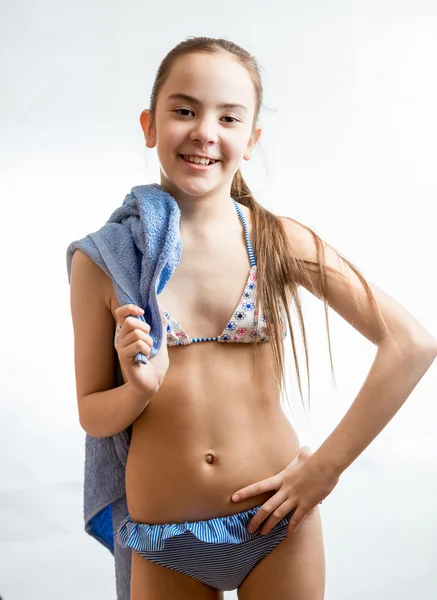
69, 249, 154, 438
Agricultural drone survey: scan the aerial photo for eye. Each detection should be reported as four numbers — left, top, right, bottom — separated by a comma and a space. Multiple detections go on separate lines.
174, 108, 194, 117
222, 116, 239, 124
174, 109, 239, 123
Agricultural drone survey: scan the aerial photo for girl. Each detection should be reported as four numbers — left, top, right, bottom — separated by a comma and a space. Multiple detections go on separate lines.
69, 37, 437, 599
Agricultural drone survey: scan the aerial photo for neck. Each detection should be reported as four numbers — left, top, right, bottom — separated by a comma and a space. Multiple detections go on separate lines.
160, 178, 239, 235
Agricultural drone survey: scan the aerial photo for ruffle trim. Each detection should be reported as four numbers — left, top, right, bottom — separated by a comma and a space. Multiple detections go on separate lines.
116, 504, 296, 552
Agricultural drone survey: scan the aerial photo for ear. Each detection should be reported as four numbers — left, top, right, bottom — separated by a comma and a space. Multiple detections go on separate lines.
140, 109, 156, 148
243, 126, 262, 161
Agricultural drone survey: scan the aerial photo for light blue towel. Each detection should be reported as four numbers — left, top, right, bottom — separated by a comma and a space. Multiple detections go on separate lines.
66, 183, 183, 599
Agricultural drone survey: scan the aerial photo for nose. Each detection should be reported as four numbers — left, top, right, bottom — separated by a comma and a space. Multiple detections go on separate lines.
189, 115, 219, 145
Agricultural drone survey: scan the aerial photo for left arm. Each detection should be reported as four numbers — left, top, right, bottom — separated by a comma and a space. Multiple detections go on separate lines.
232, 219, 437, 535
282, 217, 437, 477
311, 331, 436, 477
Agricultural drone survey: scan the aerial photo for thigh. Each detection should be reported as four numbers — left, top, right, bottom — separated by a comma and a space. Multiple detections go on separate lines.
112, 497, 132, 599
130, 549, 224, 600
237, 506, 325, 600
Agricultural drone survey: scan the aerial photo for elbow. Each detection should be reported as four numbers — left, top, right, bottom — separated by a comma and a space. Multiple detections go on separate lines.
387, 328, 437, 354
78, 407, 130, 439
378, 332, 437, 373
427, 334, 437, 355
393, 331, 437, 365
409, 332, 437, 357
79, 413, 107, 439
421, 336, 437, 362
416, 337, 437, 373
78, 403, 114, 439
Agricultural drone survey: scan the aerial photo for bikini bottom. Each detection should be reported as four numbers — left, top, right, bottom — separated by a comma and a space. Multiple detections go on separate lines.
115, 503, 297, 591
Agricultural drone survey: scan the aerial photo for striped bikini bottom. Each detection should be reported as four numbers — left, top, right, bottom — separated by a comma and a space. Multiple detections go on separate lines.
115, 503, 296, 591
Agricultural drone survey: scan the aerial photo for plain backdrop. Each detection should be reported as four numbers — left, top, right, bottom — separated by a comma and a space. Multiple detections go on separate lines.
1, 1, 436, 598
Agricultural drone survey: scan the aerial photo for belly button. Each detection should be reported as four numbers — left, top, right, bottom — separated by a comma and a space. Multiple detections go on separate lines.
205, 453, 215, 464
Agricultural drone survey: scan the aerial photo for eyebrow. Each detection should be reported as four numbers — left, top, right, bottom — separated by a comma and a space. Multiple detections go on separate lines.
166, 93, 248, 112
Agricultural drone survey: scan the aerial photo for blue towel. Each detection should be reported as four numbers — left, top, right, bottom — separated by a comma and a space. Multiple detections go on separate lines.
66, 183, 182, 598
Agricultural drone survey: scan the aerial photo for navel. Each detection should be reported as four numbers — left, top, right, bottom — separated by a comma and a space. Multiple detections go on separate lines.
205, 452, 216, 465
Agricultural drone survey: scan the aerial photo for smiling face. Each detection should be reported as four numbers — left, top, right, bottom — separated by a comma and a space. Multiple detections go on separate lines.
140, 51, 262, 201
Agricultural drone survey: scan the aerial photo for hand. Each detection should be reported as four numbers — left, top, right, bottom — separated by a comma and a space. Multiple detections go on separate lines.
231, 446, 339, 536
114, 303, 169, 396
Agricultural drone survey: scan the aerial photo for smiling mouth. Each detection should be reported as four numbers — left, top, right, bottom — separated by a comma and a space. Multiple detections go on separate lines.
179, 154, 220, 166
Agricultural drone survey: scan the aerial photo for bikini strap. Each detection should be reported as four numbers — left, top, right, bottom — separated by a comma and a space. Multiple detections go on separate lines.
232, 199, 256, 267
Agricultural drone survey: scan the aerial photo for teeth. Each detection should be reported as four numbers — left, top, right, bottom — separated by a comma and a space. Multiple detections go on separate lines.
183, 155, 215, 165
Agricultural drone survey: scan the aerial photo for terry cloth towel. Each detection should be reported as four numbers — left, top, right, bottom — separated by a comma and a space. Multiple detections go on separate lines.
66, 183, 183, 598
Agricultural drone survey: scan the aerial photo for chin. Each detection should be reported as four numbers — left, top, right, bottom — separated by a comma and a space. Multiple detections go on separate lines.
162, 174, 220, 199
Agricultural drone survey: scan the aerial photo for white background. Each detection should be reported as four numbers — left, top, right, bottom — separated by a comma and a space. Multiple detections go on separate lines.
1, 1, 436, 598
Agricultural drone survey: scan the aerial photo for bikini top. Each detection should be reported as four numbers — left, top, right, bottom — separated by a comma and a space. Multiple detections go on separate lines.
158, 200, 288, 347
113, 200, 287, 350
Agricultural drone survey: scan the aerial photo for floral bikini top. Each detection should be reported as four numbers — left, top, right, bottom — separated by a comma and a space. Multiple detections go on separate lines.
158, 200, 288, 346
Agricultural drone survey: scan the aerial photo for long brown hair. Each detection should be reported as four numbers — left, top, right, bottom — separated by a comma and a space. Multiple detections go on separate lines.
147, 36, 391, 412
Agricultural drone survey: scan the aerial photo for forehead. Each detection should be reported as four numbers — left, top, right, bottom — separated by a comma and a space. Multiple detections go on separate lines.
158, 52, 257, 112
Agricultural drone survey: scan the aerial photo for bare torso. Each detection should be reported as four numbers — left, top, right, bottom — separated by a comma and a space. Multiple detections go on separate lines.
107, 206, 301, 524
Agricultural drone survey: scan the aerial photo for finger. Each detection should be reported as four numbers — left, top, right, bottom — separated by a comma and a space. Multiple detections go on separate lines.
246, 495, 285, 533
258, 501, 295, 535
119, 329, 153, 350
115, 304, 144, 325
119, 337, 152, 361
114, 319, 151, 349
122, 315, 151, 335
286, 506, 307, 536
232, 475, 280, 503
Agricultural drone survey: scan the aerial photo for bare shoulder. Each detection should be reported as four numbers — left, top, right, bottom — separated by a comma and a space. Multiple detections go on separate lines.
70, 249, 117, 401
279, 216, 345, 279
71, 248, 110, 289
71, 249, 118, 311
71, 247, 103, 278
278, 216, 417, 345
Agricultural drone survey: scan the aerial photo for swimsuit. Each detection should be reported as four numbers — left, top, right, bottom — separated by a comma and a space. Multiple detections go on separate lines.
113, 199, 287, 349
162, 199, 287, 344
114, 199, 294, 590
115, 503, 297, 591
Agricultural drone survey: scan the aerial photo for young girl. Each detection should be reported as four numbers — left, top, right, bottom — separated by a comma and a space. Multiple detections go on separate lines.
69, 37, 437, 599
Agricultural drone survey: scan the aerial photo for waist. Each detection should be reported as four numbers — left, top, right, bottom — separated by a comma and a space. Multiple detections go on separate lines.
125, 387, 299, 523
